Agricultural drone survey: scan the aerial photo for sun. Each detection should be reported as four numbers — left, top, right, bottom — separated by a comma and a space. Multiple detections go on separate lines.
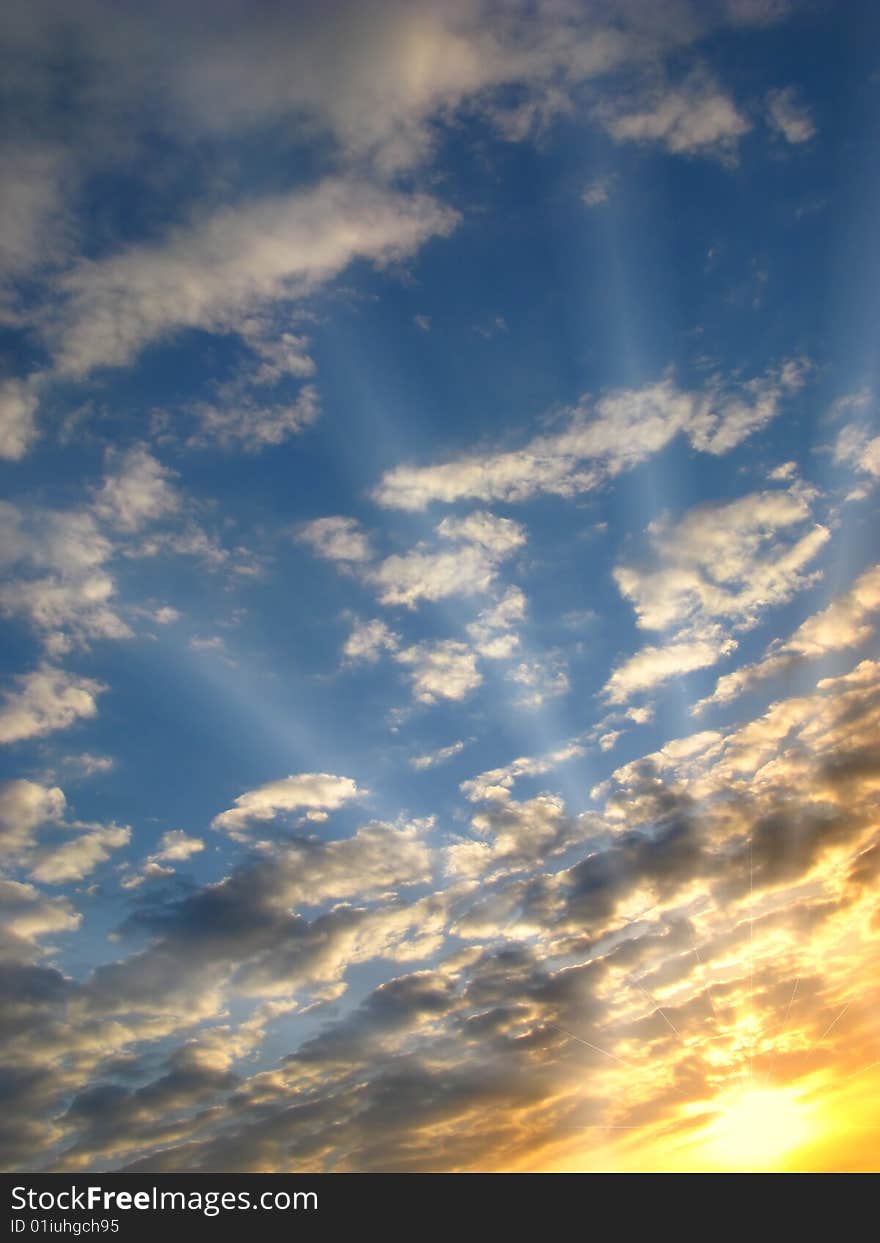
701, 1085, 811, 1170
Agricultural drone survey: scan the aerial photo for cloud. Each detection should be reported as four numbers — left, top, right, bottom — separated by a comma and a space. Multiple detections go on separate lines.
467, 587, 526, 659
604, 631, 736, 704
0, 379, 40, 461
506, 656, 570, 708
613, 484, 826, 632
0, 879, 81, 957
153, 831, 204, 863
93, 446, 180, 532
0, 779, 66, 856
600, 74, 750, 158
374, 364, 806, 510
324, 528, 527, 696
410, 740, 467, 771
131, 521, 239, 574
122, 831, 206, 889
237, 319, 316, 384
297, 516, 372, 564
835, 421, 880, 481
766, 87, 816, 144
31, 822, 131, 885
461, 742, 585, 803
768, 460, 798, 482
0, 667, 105, 744
369, 512, 526, 608
394, 640, 482, 704
152, 607, 179, 625
212, 773, 363, 838
0, 777, 129, 884
50, 179, 457, 379
694, 563, 880, 713
84, 819, 437, 1025
603, 483, 829, 702
343, 618, 400, 664
191, 385, 320, 453
0, 501, 130, 653
10, 0, 705, 181
61, 752, 115, 778
8, 656, 880, 1174
724, 0, 793, 25
447, 793, 581, 880
686, 358, 808, 455
582, 175, 615, 207
0, 143, 71, 280
10, 0, 880, 1180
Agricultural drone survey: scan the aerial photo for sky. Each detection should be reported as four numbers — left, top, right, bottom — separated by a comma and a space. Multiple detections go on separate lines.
1, 0, 879, 1174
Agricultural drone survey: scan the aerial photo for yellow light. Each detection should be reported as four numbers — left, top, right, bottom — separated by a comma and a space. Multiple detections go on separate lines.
702, 1085, 811, 1170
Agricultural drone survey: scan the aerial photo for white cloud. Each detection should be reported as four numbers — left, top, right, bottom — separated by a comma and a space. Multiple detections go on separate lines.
298, 516, 372, 564
694, 563, 880, 713
374, 365, 805, 510
163, 1, 702, 169
506, 656, 570, 708
470, 631, 520, 661
0, 779, 65, 856
472, 586, 527, 632
0, 667, 104, 744
394, 640, 482, 704
343, 618, 399, 664
600, 75, 750, 158
237, 318, 316, 384
372, 543, 500, 607
604, 630, 736, 705
686, 358, 808, 455
369, 512, 525, 608
614, 484, 827, 633
604, 483, 829, 702
461, 742, 585, 803
835, 422, 880, 481
153, 607, 180, 625
189, 636, 232, 664
0, 144, 71, 278
582, 175, 615, 207
0, 378, 40, 461
62, 752, 115, 777
93, 445, 180, 532
123, 831, 205, 888
434, 511, 525, 556
0, 501, 130, 653
31, 822, 130, 885
410, 740, 467, 771
0, 879, 81, 949
154, 835, 205, 865
192, 385, 320, 452
0, 777, 129, 884
51, 179, 458, 378
212, 773, 363, 838
766, 87, 815, 143
133, 522, 235, 572
783, 565, 880, 655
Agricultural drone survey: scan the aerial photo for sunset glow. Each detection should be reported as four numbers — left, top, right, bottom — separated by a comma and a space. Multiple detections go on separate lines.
1, 0, 878, 1176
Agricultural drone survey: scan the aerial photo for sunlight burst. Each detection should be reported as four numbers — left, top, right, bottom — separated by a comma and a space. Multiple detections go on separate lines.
702, 1085, 811, 1170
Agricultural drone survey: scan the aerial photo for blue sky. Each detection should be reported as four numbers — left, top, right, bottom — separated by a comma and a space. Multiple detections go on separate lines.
1, 0, 880, 1173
